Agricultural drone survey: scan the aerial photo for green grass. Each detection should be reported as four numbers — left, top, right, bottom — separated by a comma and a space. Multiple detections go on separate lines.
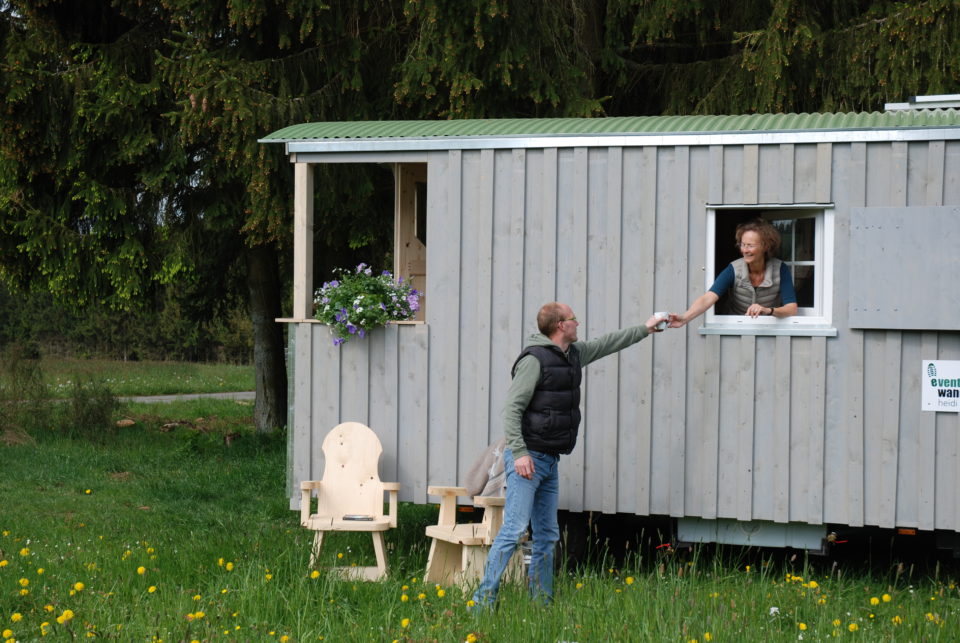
3, 418, 959, 642
39, 357, 254, 397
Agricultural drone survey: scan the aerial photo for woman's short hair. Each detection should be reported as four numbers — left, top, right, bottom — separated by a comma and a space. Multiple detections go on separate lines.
735, 218, 781, 257
537, 302, 566, 336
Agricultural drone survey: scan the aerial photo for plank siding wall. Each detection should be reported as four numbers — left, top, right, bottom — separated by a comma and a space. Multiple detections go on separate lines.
292, 139, 960, 534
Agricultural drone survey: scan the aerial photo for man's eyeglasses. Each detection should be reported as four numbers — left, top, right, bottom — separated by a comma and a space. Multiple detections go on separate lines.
561, 316, 577, 323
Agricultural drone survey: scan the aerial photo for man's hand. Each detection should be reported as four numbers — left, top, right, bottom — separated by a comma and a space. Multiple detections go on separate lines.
514, 454, 535, 480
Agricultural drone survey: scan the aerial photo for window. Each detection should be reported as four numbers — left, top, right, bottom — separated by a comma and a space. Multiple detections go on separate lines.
702, 205, 836, 336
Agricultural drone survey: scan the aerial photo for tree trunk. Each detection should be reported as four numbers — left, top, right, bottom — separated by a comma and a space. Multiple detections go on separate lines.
246, 244, 287, 434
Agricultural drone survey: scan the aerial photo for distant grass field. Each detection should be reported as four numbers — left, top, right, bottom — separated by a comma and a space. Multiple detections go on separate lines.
39, 357, 254, 396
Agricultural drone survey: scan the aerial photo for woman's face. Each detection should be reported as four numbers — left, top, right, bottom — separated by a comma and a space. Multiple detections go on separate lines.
739, 230, 765, 266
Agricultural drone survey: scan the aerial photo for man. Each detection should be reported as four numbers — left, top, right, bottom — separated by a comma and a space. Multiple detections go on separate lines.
472, 302, 671, 608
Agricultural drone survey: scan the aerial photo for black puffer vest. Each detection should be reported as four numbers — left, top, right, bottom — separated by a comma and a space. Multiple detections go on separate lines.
512, 344, 582, 455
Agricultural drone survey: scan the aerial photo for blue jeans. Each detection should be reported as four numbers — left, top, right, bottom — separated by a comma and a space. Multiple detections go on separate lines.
473, 448, 560, 607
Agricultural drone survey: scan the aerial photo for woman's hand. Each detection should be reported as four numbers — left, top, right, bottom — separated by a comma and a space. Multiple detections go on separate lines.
746, 303, 770, 318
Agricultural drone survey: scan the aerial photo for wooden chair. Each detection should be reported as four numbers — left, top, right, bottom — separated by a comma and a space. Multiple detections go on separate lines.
299, 422, 400, 581
424, 486, 523, 588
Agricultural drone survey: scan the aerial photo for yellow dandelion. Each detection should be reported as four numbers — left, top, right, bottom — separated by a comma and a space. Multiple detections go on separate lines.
437, 589, 446, 598
808, 580, 818, 588
798, 623, 807, 631
265, 573, 273, 581
832, 619, 841, 627
925, 612, 935, 621
218, 557, 225, 566
194, 611, 205, 619
280, 637, 290, 643
148, 585, 157, 593
891, 615, 902, 625
401, 594, 409, 602
19, 548, 29, 556
85, 489, 91, 494
2, 630, 11, 639
466, 599, 476, 608
417, 593, 426, 600
36, 568, 44, 575
401, 618, 410, 628
626, 577, 634, 585
193, 594, 202, 601
870, 596, 880, 605
137, 566, 146, 575
848, 623, 859, 632
19, 589, 28, 596
466, 634, 478, 643
74, 581, 85, 591
10, 614, 23, 623
226, 562, 234, 571
818, 597, 827, 605
310, 570, 320, 579
745, 565, 751, 572
704, 634, 712, 642
402, 585, 409, 591
575, 582, 584, 590
44, 605, 54, 612
0, 561, 7, 567
18, 578, 29, 587
337, 552, 344, 559
882, 593, 892, 602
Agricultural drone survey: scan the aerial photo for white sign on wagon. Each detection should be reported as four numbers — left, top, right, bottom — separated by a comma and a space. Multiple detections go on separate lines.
923, 360, 960, 412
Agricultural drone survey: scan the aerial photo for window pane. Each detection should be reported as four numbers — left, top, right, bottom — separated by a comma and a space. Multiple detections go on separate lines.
791, 265, 815, 308
794, 217, 815, 261
772, 219, 794, 260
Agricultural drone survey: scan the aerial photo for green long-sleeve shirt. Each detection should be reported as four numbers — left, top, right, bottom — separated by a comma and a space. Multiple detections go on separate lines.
503, 325, 651, 458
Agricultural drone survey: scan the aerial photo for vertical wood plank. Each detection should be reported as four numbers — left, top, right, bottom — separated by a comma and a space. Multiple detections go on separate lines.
772, 335, 791, 522
879, 332, 902, 528
807, 336, 827, 524
742, 144, 759, 204
779, 144, 795, 204
290, 323, 313, 508
475, 151, 495, 448
916, 333, 937, 530
427, 151, 460, 488
926, 140, 945, 207
845, 142, 866, 526
542, 148, 559, 300
340, 338, 370, 424
816, 143, 832, 204
559, 147, 590, 512
399, 324, 430, 502
700, 335, 721, 519
708, 145, 724, 204
293, 163, 314, 319
736, 335, 756, 521
619, 146, 657, 516
603, 148, 623, 513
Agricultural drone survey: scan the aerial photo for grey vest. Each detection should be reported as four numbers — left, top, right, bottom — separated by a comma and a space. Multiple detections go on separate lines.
729, 257, 783, 314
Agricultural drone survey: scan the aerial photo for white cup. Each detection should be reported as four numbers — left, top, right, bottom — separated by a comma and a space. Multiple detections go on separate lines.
654, 312, 669, 331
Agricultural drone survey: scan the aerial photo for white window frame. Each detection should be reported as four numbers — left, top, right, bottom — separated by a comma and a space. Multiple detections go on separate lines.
701, 204, 837, 337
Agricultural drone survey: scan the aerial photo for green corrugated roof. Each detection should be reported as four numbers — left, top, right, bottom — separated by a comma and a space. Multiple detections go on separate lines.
262, 110, 960, 142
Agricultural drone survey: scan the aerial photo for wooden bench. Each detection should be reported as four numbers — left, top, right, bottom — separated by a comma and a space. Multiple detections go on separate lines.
424, 486, 523, 587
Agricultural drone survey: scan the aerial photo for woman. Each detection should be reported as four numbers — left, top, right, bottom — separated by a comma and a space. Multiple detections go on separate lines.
670, 218, 797, 328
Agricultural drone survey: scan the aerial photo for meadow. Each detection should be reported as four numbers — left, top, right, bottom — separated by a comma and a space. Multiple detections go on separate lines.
39, 358, 254, 397
1, 360, 958, 642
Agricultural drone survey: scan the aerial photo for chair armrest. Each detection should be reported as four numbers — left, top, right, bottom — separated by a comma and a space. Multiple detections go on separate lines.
427, 485, 468, 497
384, 482, 400, 528
300, 480, 322, 525
475, 495, 507, 545
473, 495, 505, 508
428, 486, 467, 527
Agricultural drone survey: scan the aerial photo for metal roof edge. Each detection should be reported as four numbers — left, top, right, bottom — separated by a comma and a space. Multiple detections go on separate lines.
277, 126, 960, 154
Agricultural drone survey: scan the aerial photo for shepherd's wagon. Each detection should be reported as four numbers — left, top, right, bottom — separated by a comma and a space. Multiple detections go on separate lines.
262, 95, 960, 554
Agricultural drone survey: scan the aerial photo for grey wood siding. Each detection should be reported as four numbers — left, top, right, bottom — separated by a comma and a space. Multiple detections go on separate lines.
290, 138, 960, 535
848, 206, 960, 330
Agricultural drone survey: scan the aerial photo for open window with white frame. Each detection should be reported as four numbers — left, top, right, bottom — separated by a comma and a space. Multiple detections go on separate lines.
702, 205, 836, 336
